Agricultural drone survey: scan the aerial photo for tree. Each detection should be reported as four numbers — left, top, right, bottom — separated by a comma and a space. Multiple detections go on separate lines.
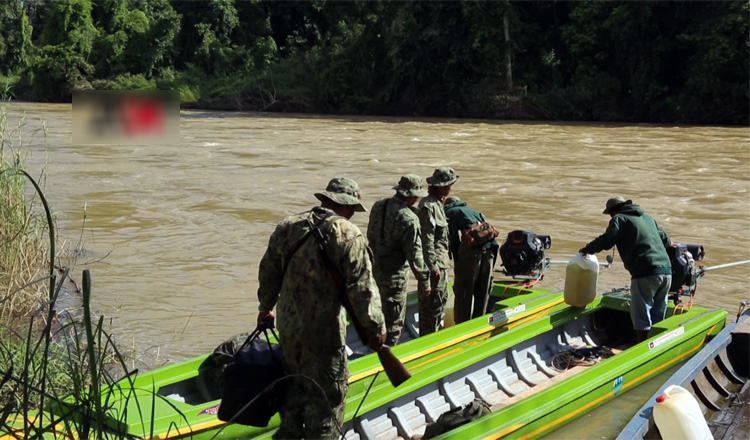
0, 0, 32, 75
31, 0, 98, 100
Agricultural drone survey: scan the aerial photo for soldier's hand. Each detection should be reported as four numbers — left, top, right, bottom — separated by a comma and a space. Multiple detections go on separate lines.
420, 285, 432, 300
257, 311, 275, 328
368, 333, 386, 352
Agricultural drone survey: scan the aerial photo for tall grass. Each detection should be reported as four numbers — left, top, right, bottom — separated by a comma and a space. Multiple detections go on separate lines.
0, 104, 49, 323
0, 103, 168, 439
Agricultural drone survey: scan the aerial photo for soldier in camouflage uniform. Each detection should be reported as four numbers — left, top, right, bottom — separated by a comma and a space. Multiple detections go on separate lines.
257, 177, 386, 440
417, 167, 459, 336
368, 174, 432, 346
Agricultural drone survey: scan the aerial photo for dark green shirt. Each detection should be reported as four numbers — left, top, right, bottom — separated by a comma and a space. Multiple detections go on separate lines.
444, 200, 499, 259
581, 204, 671, 278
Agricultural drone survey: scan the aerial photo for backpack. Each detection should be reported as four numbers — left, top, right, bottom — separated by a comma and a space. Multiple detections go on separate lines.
465, 222, 500, 248
422, 398, 491, 439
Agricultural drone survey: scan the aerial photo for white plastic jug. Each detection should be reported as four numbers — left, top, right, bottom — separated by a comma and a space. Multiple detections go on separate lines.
653, 384, 712, 440
563, 253, 599, 307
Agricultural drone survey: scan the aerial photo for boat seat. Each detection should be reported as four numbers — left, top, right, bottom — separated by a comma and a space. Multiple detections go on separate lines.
390, 403, 427, 440
341, 429, 361, 440
440, 377, 475, 409
355, 413, 398, 440
487, 361, 527, 397
528, 350, 558, 378
510, 348, 545, 386
416, 389, 450, 423
466, 370, 498, 403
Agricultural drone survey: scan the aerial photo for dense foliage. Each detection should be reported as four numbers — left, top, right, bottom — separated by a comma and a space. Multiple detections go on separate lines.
1, 0, 747, 124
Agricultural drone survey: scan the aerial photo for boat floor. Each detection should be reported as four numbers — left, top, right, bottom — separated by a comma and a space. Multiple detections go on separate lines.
491, 344, 630, 411
709, 380, 750, 440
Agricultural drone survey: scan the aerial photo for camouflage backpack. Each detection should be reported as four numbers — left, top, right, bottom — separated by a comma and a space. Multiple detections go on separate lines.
422, 398, 491, 439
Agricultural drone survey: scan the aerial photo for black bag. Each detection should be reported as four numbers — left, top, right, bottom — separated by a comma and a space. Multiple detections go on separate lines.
217, 325, 286, 427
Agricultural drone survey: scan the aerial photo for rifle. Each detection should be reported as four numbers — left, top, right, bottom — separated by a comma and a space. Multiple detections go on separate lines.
308, 218, 411, 388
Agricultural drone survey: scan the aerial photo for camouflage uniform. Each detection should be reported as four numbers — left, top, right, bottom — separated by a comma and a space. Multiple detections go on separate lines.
418, 167, 459, 336
257, 178, 385, 440
368, 175, 430, 346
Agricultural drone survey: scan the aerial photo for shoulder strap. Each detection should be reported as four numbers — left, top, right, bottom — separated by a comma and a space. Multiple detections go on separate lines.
306, 216, 369, 345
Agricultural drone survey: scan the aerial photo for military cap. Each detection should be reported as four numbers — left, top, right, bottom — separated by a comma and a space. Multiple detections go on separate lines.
315, 177, 367, 212
426, 166, 459, 187
393, 174, 428, 197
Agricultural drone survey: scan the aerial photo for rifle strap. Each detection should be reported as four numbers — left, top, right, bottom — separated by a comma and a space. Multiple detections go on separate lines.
280, 210, 336, 278
306, 215, 369, 344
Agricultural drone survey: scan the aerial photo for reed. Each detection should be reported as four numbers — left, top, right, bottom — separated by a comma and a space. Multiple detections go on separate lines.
0, 104, 49, 323
0, 103, 174, 439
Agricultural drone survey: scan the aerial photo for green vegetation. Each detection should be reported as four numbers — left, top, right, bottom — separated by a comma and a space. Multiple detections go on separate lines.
0, 106, 152, 438
1, 0, 747, 124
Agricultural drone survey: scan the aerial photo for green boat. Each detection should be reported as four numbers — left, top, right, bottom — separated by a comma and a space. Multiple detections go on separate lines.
250, 290, 725, 440
2, 282, 563, 440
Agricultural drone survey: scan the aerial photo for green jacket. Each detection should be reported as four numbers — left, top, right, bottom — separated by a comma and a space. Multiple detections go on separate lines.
257, 207, 385, 348
581, 204, 671, 278
444, 200, 499, 259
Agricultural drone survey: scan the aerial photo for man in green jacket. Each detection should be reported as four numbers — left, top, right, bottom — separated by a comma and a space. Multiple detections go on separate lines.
368, 174, 432, 345
444, 196, 500, 324
579, 196, 672, 343
257, 177, 386, 439
418, 167, 458, 336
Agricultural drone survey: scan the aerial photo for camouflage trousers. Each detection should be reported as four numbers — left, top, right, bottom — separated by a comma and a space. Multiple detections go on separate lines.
419, 268, 448, 336
274, 336, 349, 440
453, 245, 497, 324
375, 266, 410, 346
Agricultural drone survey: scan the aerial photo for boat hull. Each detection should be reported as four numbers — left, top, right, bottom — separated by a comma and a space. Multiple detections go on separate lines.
246, 292, 726, 440
616, 306, 750, 440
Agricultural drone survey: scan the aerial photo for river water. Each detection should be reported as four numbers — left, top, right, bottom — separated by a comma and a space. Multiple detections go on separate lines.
4, 102, 749, 436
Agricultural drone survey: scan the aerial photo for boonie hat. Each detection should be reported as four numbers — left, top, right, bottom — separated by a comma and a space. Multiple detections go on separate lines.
426, 166, 459, 187
315, 177, 367, 212
393, 174, 428, 197
603, 196, 632, 214
444, 196, 461, 205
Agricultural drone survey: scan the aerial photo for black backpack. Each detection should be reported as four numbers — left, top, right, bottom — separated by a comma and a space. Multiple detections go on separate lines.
217, 325, 286, 427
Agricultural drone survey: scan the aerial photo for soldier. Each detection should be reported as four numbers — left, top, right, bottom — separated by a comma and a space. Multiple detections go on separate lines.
257, 177, 386, 439
444, 196, 500, 324
368, 174, 432, 346
417, 166, 459, 336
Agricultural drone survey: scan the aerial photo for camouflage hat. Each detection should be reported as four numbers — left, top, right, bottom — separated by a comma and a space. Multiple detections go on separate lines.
602, 196, 632, 214
426, 166, 459, 187
314, 177, 367, 212
444, 196, 461, 205
393, 174, 428, 197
